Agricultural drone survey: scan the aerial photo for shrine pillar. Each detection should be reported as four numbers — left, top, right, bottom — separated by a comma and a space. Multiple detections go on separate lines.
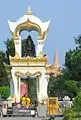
38, 72, 50, 103
10, 70, 20, 103
13, 36, 21, 58
36, 40, 44, 57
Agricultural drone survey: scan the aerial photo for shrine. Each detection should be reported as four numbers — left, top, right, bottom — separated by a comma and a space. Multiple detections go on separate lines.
8, 6, 60, 104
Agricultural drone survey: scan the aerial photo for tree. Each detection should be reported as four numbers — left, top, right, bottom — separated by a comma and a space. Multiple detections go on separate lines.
73, 92, 81, 112
65, 49, 81, 81
5, 38, 15, 64
64, 80, 79, 99
48, 73, 79, 100
48, 74, 67, 100
63, 108, 76, 120
75, 35, 81, 49
0, 51, 7, 63
63, 92, 81, 120
64, 35, 81, 100
0, 51, 9, 86
65, 35, 81, 81
0, 86, 10, 100
22, 35, 36, 57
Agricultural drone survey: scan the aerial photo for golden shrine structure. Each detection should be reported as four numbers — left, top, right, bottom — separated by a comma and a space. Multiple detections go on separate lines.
8, 6, 60, 104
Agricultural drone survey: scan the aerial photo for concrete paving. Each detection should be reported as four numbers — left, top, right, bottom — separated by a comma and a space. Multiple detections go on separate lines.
0, 117, 63, 120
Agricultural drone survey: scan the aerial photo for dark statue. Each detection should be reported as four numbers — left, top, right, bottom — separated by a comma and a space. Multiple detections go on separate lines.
22, 35, 36, 57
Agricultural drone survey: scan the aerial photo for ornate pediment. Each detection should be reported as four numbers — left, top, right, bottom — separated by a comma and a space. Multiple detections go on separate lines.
15, 71, 41, 77
8, 7, 50, 40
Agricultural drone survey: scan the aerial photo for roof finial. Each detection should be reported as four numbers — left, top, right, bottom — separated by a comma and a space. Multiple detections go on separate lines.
26, 6, 32, 15
53, 50, 60, 68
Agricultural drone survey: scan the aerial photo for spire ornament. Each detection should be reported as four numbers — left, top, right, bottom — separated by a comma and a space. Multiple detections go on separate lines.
53, 51, 60, 68
26, 6, 32, 15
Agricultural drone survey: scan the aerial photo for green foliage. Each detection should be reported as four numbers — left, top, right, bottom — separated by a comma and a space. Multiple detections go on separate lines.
42, 116, 55, 120
0, 86, 10, 100
65, 49, 81, 81
65, 35, 81, 81
48, 74, 67, 99
5, 38, 15, 64
0, 52, 9, 86
63, 92, 81, 120
64, 80, 79, 99
48, 74, 79, 100
63, 108, 76, 120
0, 51, 7, 63
62, 35, 81, 100
47, 116, 55, 120
75, 35, 81, 49
73, 92, 81, 111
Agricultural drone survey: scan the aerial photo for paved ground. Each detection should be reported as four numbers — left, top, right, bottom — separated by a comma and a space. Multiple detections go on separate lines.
0, 117, 63, 120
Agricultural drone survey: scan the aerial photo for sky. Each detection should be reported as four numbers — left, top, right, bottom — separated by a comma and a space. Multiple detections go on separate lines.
0, 0, 81, 66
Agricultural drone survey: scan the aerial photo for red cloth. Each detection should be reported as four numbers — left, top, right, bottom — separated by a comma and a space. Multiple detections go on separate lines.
20, 82, 28, 97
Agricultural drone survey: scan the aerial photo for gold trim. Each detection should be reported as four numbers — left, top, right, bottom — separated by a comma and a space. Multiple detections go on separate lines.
46, 64, 61, 76
9, 56, 48, 64
15, 71, 41, 77
39, 30, 47, 40
15, 19, 41, 37
12, 19, 47, 40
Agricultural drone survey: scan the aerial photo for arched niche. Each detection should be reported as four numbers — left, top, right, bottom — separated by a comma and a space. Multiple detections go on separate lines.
20, 29, 38, 45
20, 30, 38, 57
15, 20, 41, 38
8, 8, 50, 58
